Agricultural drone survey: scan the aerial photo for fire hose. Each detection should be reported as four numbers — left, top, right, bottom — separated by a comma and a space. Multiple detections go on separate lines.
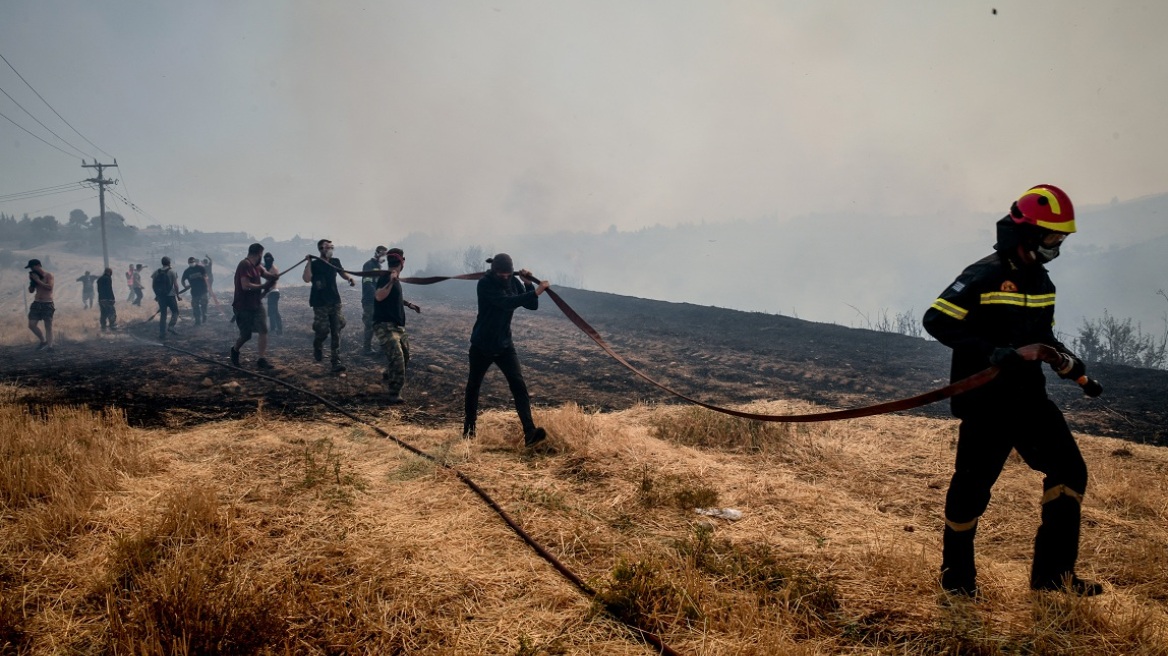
314, 256, 1103, 421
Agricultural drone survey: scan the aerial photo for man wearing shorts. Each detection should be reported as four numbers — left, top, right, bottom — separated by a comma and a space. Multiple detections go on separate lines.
231, 243, 278, 369
26, 259, 55, 351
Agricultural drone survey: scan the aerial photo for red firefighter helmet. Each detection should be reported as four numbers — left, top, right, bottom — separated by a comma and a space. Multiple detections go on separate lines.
1010, 184, 1076, 234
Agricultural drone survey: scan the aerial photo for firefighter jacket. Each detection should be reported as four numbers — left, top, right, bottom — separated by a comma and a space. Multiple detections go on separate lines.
923, 250, 1072, 418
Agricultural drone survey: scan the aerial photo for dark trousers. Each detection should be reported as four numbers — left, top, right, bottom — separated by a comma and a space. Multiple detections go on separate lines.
943, 399, 1088, 586
464, 345, 534, 433
157, 296, 179, 337
99, 299, 117, 329
267, 291, 283, 335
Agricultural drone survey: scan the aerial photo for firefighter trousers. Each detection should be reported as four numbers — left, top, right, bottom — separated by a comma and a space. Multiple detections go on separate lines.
942, 399, 1088, 589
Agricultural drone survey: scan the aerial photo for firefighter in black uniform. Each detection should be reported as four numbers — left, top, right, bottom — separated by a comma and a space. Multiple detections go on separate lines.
923, 184, 1102, 598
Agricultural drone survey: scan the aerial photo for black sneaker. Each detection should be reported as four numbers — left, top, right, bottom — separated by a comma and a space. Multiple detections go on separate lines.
168, 327, 178, 335
256, 358, 274, 370
386, 395, 405, 405
313, 344, 323, 362
332, 361, 346, 373
524, 427, 547, 448
230, 347, 240, 366
35, 342, 46, 351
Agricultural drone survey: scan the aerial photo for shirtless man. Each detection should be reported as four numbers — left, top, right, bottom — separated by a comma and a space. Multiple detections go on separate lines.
26, 259, 55, 351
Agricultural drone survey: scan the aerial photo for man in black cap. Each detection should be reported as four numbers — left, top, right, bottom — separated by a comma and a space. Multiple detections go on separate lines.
25, 259, 55, 351
463, 253, 551, 447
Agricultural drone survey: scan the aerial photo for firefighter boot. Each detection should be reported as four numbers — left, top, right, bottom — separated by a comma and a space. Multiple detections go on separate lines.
941, 522, 979, 598
1031, 490, 1103, 596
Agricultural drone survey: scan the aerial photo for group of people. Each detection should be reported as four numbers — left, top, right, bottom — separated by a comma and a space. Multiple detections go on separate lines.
226, 239, 550, 447
21, 183, 1106, 597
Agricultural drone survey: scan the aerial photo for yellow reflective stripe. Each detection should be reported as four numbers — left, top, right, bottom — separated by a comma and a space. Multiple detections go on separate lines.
945, 516, 979, 532
1041, 484, 1084, 505
980, 292, 1056, 308
1028, 293, 1055, 307
930, 298, 968, 320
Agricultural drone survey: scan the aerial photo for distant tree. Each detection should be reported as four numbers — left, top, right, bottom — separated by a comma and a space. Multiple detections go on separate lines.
461, 245, 491, 273
68, 209, 89, 227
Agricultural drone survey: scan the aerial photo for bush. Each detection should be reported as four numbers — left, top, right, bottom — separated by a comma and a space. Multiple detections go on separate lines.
1071, 309, 1167, 369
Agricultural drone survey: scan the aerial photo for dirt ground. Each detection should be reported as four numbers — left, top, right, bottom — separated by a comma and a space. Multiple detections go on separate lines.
2, 281, 1165, 445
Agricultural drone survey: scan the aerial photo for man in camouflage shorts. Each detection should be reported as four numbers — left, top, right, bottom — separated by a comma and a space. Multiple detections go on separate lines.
372, 250, 420, 404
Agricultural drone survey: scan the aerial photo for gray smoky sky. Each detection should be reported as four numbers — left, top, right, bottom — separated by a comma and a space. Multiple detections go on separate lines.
2, 2, 1166, 296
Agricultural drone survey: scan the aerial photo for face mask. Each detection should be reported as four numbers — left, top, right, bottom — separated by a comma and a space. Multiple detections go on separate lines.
1035, 245, 1060, 263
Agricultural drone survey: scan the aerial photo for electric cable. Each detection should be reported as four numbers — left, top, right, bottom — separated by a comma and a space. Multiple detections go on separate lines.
0, 107, 82, 159
0, 83, 94, 159
0, 50, 116, 160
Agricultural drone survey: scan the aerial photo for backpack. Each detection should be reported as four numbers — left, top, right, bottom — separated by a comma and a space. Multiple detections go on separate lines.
152, 268, 172, 298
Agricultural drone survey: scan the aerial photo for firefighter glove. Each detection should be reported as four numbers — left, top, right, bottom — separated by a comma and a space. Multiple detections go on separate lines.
1054, 353, 1086, 380
990, 347, 1025, 369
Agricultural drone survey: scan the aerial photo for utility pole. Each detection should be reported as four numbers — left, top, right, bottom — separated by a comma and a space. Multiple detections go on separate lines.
82, 159, 118, 270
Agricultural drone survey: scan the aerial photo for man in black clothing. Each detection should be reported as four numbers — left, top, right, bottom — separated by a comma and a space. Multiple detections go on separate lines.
463, 253, 551, 447
923, 184, 1102, 598
372, 251, 421, 404
76, 271, 97, 309
303, 238, 356, 372
182, 257, 209, 325
362, 245, 388, 354
153, 257, 181, 340
96, 267, 117, 331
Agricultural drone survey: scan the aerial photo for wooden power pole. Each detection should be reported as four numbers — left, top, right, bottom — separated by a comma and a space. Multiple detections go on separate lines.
82, 159, 118, 270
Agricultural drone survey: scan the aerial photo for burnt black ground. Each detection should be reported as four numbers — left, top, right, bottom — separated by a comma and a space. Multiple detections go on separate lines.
3, 282, 1165, 445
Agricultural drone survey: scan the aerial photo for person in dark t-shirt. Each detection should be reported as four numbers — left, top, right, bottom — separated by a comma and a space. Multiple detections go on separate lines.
372, 251, 420, 403
302, 238, 356, 372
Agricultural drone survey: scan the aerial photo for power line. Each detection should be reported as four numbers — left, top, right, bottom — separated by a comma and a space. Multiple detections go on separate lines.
17, 194, 98, 217
0, 50, 115, 160
0, 83, 94, 159
108, 187, 159, 224
0, 107, 82, 159
0, 184, 91, 204
0, 182, 85, 200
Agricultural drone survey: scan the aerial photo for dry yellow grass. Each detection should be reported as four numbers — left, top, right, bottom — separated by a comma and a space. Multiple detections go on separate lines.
3, 391, 1166, 654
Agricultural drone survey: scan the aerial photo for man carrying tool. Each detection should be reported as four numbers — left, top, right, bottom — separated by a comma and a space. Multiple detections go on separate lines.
303, 238, 356, 373
231, 243, 279, 369
923, 184, 1102, 598
372, 249, 421, 404
463, 253, 550, 448
361, 245, 388, 354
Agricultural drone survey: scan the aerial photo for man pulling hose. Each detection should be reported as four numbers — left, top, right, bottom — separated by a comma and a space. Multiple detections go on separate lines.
924, 184, 1103, 598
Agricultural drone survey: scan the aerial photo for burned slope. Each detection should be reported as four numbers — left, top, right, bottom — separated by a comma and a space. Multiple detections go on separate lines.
1, 283, 1164, 444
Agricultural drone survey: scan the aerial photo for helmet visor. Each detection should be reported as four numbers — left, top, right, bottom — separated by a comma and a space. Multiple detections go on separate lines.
1041, 232, 1067, 248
